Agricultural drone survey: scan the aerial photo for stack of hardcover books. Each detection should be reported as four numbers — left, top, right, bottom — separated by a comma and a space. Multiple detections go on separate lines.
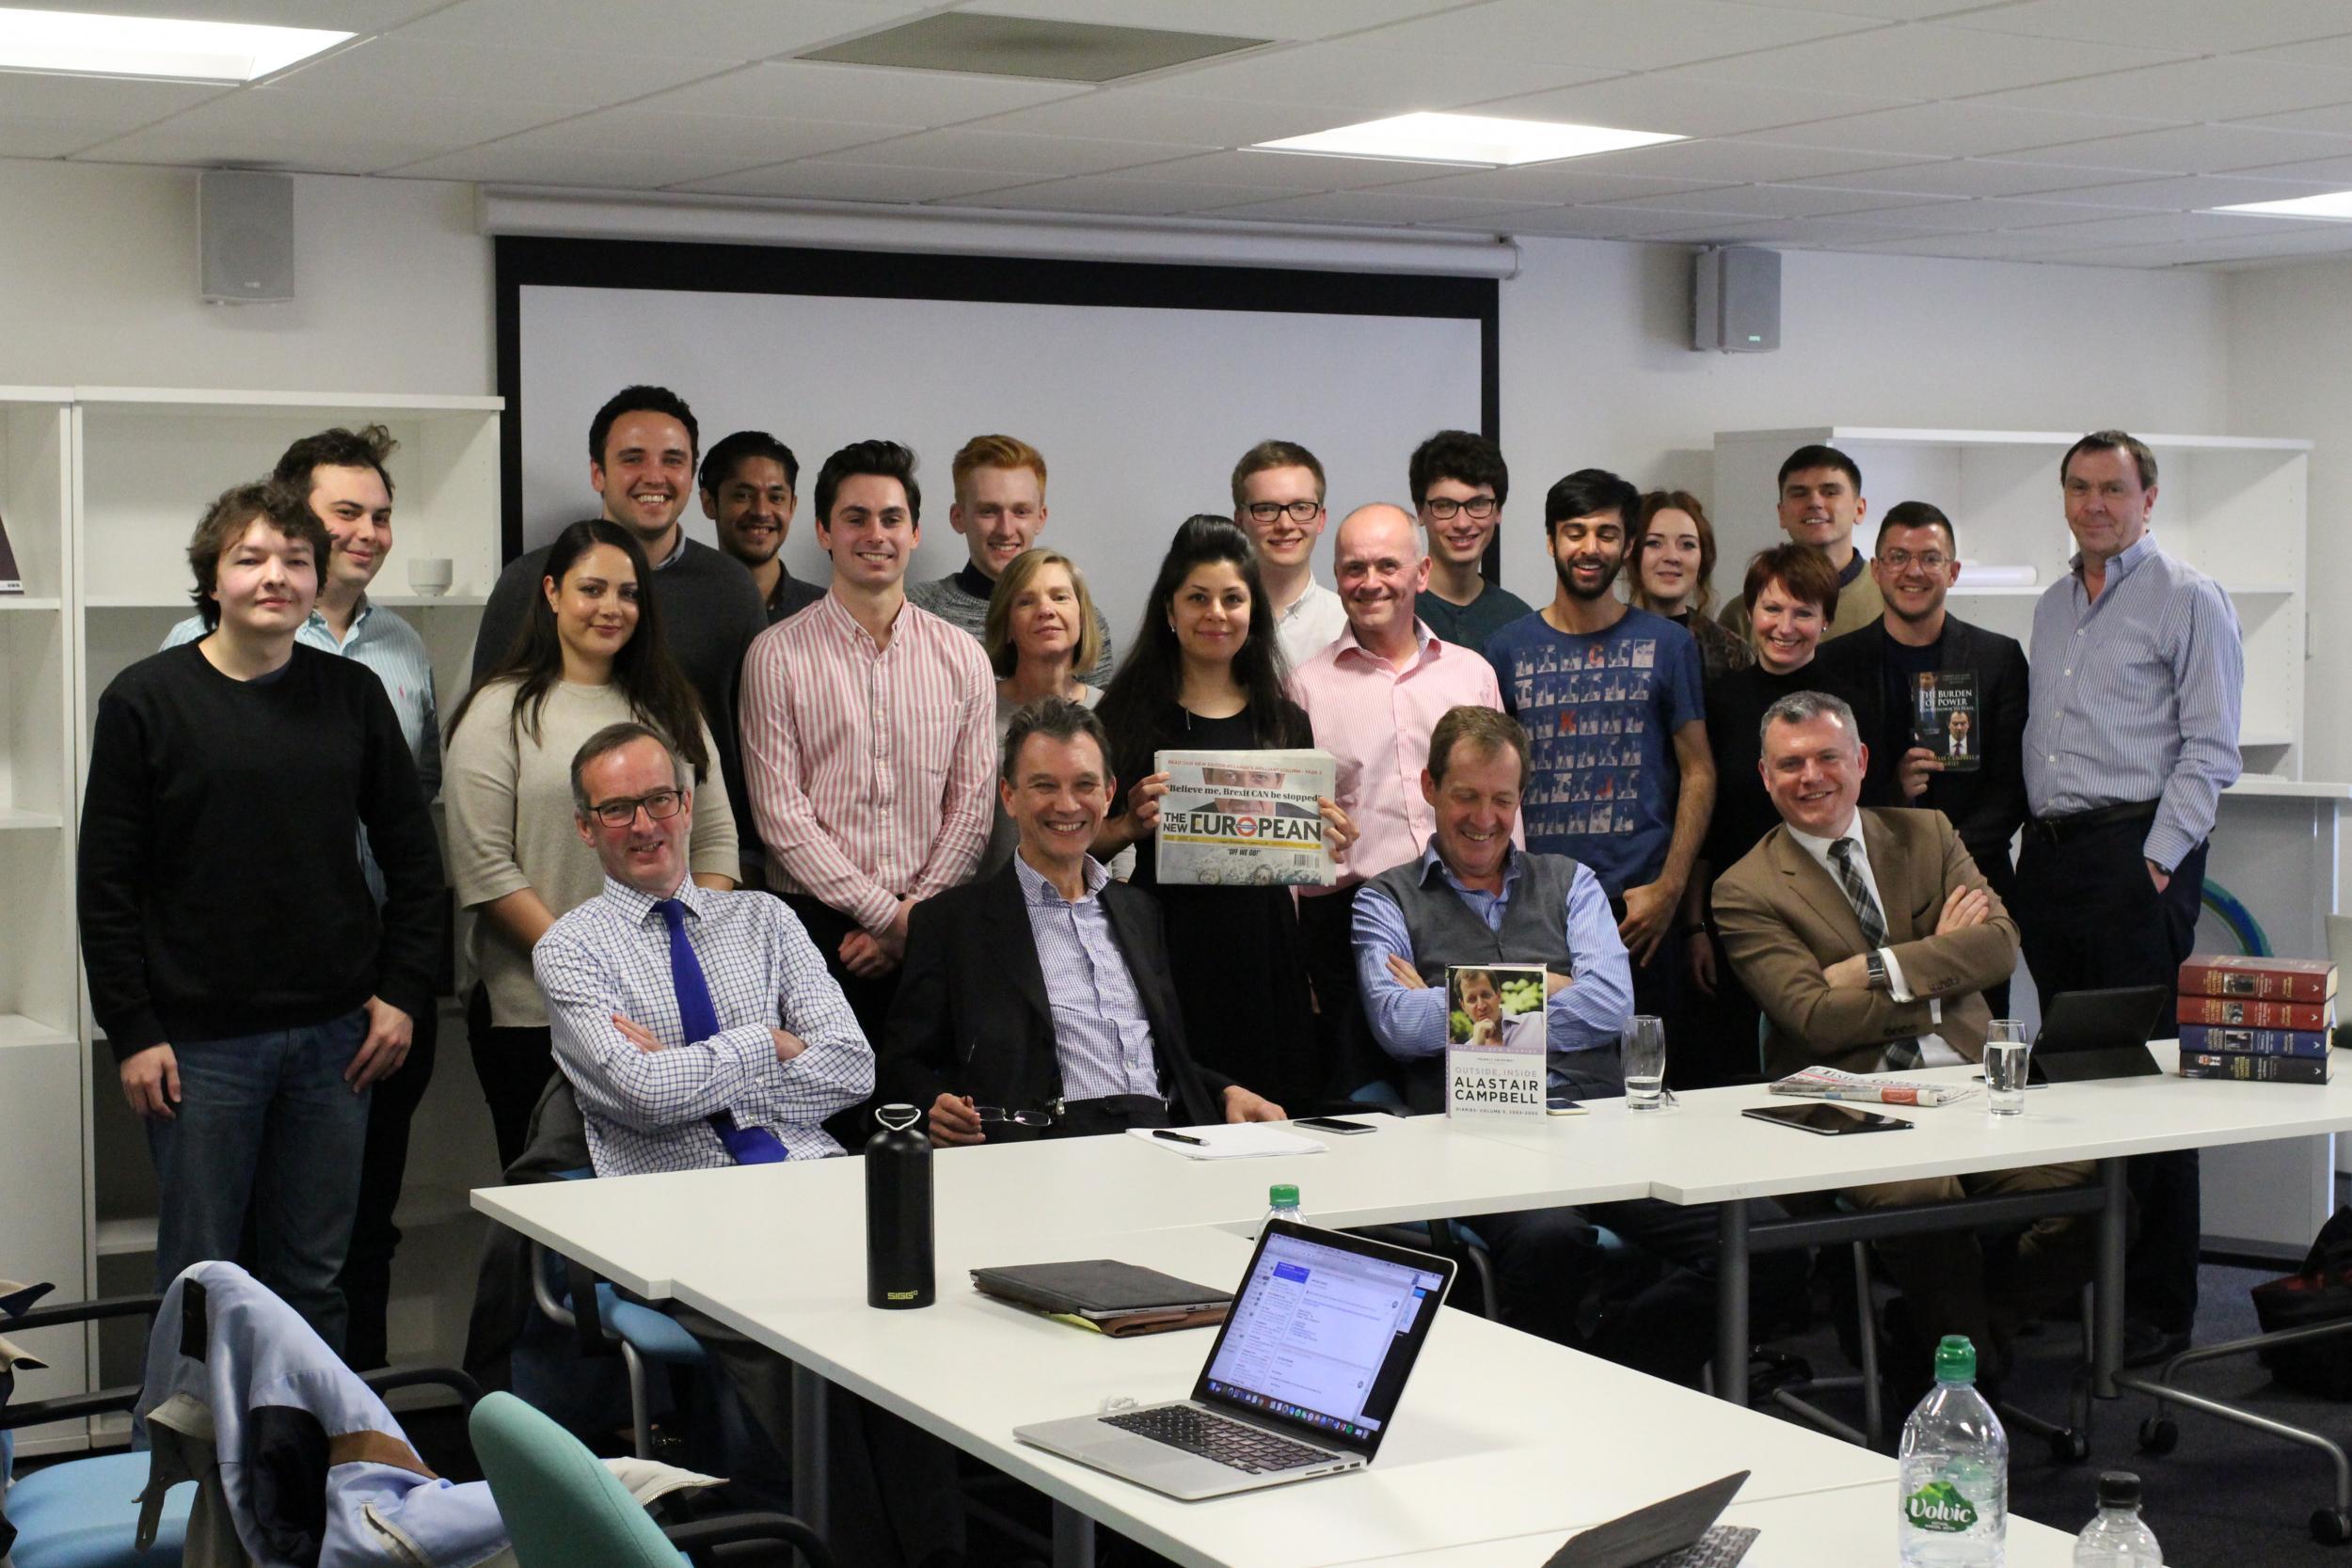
2176, 954, 2339, 1084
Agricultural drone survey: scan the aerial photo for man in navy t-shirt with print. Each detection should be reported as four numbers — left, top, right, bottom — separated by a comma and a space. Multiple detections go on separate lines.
1483, 468, 1713, 1047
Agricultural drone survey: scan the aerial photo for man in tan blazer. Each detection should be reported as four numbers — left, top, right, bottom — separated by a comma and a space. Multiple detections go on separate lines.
1713, 689, 2091, 1385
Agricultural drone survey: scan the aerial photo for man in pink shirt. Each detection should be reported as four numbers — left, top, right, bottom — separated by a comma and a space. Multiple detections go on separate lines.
739, 440, 996, 1049
1291, 502, 1508, 1096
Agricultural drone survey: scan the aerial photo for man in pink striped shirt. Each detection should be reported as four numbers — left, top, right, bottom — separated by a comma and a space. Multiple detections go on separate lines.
1290, 503, 1509, 1096
739, 440, 995, 1044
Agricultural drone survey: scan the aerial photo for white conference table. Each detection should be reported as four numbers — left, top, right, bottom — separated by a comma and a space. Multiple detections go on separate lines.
1321, 1483, 2087, 1568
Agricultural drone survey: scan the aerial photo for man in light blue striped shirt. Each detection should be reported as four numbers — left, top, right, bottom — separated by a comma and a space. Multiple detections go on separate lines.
160, 424, 443, 1370
2017, 429, 2244, 1363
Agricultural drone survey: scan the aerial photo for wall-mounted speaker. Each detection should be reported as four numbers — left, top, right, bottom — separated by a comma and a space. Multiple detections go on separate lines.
199, 169, 294, 305
1692, 245, 1779, 354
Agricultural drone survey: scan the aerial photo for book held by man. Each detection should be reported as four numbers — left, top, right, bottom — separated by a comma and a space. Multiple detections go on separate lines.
1445, 963, 1547, 1118
1911, 671, 1978, 771
1153, 749, 1337, 888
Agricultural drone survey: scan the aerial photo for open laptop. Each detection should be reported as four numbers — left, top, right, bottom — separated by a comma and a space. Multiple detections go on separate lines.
1013, 1219, 1454, 1500
2031, 984, 2169, 1083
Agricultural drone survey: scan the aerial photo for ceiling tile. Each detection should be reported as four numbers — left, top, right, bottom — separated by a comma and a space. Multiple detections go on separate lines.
72, 82, 575, 172
0, 69, 224, 123
2005, 209, 2329, 246
1367, 164, 1741, 203
1673, 23, 2185, 101
1187, 190, 1548, 224
2018, 247, 2182, 268
272, 35, 736, 107
2218, 150, 2352, 185
1796, 158, 2145, 198
1105, 148, 1471, 190
1847, 229, 2118, 259
610, 59, 1090, 125
673, 160, 1033, 202
1973, 56, 2352, 125
2146, 227, 2352, 265
33, 0, 446, 25
1556, 138, 1931, 183
1475, 72, 1913, 140
2233, 103, 2352, 137
395, 0, 894, 57
1844, 195, 2135, 230
949, 87, 1340, 146
2004, 172, 2349, 211
1715, 0, 1994, 17
1136, 41, 1616, 111
511, 106, 915, 162
973, 0, 1478, 43
1746, 101, 2167, 159
1991, 122, 2352, 173
1341, 0, 1883, 72
1935, 0, 2352, 52
806, 127, 1210, 176
2247, 35, 2352, 73
1604, 182, 1958, 218
958, 173, 1295, 214
1637, 214, 1963, 245
385, 141, 772, 187
1519, 201, 1778, 237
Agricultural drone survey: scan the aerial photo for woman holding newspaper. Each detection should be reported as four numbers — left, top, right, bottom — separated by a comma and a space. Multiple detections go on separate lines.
1096, 516, 1358, 1112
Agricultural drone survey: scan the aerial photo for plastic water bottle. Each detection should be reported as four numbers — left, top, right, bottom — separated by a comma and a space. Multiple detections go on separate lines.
1899, 1336, 2009, 1567
1261, 1183, 1304, 1237
2073, 1472, 2162, 1567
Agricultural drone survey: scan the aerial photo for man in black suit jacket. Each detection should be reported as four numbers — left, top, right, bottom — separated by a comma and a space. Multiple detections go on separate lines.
882, 697, 1288, 1143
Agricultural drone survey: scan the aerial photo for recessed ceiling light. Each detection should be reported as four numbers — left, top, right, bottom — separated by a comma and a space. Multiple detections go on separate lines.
0, 7, 350, 82
2211, 192, 2352, 221
1254, 111, 1681, 168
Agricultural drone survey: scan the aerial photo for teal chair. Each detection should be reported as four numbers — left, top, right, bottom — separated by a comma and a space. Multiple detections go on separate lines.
469, 1390, 834, 1568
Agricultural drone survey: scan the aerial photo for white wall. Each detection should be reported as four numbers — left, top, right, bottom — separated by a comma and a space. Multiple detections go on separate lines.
0, 160, 491, 394
1492, 236, 2232, 610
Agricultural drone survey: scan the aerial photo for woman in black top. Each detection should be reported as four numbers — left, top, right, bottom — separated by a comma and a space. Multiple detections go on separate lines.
1095, 516, 1356, 1111
1631, 490, 1754, 683
1676, 544, 1841, 1087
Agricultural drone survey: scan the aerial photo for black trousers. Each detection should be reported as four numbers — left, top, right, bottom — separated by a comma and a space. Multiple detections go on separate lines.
338, 1000, 438, 1370
1296, 884, 1388, 1104
1608, 892, 1689, 1083
781, 895, 894, 1147
2016, 818, 2208, 1334
468, 984, 557, 1175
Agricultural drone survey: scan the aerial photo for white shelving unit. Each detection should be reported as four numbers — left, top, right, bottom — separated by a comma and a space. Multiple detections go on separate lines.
1716, 425, 2341, 1259
1712, 426, 2312, 783
1, 388, 502, 1454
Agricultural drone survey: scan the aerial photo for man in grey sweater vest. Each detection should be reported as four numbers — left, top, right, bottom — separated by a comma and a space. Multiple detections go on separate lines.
1352, 705, 1801, 1386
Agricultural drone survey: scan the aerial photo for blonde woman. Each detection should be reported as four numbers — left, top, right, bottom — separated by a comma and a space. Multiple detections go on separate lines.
977, 548, 1107, 875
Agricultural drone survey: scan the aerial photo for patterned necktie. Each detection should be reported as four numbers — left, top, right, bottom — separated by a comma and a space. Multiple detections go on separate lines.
1828, 839, 1920, 1070
658, 897, 787, 1164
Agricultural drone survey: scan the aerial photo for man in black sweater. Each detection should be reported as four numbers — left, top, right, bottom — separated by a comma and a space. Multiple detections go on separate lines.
470, 386, 768, 879
79, 481, 443, 1354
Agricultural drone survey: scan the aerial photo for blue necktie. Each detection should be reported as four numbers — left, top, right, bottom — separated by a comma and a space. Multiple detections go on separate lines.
658, 897, 787, 1164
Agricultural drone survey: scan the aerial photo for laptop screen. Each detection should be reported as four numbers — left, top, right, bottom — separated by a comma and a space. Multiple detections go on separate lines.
1192, 1223, 1452, 1457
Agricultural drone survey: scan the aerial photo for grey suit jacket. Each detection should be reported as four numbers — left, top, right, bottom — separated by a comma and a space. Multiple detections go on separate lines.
1712, 806, 2017, 1078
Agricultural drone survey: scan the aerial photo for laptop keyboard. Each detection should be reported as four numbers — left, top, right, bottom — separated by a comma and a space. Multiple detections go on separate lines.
1102, 1404, 1338, 1473
1649, 1525, 1761, 1568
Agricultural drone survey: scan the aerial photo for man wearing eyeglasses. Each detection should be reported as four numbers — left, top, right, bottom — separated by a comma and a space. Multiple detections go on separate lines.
1811, 501, 2029, 1012
1410, 430, 1534, 654
1233, 438, 1350, 670
880, 697, 1288, 1144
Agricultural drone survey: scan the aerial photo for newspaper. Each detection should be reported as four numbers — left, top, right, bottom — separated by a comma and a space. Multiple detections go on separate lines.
1446, 963, 1548, 1118
1152, 749, 1337, 887
1768, 1066, 1980, 1107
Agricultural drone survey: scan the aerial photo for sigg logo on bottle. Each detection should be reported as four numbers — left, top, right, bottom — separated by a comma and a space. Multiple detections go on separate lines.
887, 1290, 919, 1301
1903, 1481, 1978, 1533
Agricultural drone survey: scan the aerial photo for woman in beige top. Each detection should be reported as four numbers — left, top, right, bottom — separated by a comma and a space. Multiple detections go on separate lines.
444, 519, 738, 1166
978, 548, 1107, 876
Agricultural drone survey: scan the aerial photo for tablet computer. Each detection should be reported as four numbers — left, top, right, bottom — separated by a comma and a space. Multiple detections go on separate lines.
1742, 1102, 1914, 1136
2034, 985, 2168, 1083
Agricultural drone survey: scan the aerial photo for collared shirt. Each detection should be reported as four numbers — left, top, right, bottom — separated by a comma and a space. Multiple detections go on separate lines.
166, 598, 438, 903
1011, 852, 1162, 1102
534, 875, 875, 1176
1274, 578, 1349, 672
740, 592, 996, 930
1352, 843, 1632, 1090
1785, 814, 1960, 1068
2024, 531, 2243, 871
1289, 619, 1512, 887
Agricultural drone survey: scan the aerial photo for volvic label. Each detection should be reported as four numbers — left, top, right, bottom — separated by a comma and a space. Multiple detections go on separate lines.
1904, 1480, 1979, 1533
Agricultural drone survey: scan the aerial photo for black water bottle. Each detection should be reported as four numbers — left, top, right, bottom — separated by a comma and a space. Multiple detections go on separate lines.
865, 1103, 934, 1309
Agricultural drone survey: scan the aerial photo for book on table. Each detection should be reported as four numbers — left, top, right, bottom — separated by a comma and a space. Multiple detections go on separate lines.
1445, 962, 1547, 1118
2178, 954, 2338, 1005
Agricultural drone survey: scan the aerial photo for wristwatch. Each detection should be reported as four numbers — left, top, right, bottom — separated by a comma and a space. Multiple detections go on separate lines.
1865, 950, 1889, 990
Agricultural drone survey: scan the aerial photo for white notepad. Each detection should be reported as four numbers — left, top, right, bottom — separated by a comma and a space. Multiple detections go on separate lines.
1124, 1124, 1329, 1160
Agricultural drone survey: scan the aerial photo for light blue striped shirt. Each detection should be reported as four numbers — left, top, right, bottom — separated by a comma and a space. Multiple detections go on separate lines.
1012, 852, 1163, 1103
2024, 533, 2243, 872
534, 875, 874, 1176
167, 599, 440, 902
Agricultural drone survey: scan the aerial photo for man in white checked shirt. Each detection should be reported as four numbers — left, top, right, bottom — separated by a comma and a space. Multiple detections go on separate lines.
739, 439, 997, 1055
535, 722, 873, 1175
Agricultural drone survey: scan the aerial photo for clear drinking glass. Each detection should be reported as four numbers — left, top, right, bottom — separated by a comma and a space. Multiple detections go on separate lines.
1623, 1015, 1667, 1111
1983, 1020, 2031, 1117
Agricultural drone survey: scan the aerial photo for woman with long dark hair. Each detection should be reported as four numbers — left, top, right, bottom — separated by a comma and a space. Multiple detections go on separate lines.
1094, 515, 1356, 1109
444, 518, 739, 1164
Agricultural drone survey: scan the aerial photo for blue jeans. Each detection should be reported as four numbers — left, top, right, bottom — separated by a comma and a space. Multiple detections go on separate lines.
145, 1009, 371, 1354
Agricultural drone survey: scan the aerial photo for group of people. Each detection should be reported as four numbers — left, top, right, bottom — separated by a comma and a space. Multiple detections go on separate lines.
77, 384, 2244, 1528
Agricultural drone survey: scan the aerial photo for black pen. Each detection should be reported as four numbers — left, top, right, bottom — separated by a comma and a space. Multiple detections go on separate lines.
1152, 1129, 1206, 1146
